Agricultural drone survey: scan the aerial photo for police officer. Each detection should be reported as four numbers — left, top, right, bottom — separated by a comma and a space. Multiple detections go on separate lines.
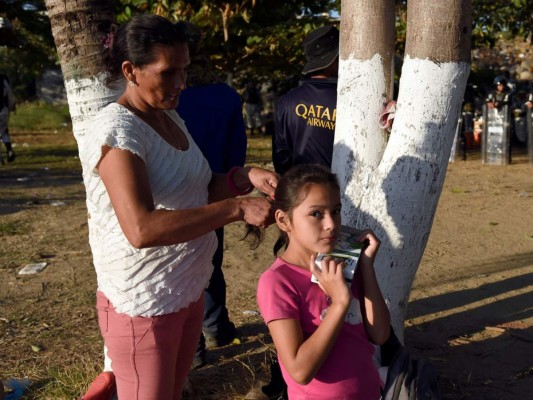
485, 76, 513, 163
486, 77, 511, 110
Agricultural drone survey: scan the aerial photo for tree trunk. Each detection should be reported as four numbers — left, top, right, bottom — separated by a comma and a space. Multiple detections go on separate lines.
221, 4, 230, 43
333, 0, 395, 221
44, 0, 122, 143
334, 0, 471, 340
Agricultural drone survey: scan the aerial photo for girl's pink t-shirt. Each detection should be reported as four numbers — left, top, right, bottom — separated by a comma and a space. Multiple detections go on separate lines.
257, 257, 381, 400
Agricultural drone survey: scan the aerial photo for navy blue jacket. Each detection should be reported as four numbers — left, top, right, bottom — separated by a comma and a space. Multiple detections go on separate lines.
177, 83, 247, 173
273, 78, 337, 174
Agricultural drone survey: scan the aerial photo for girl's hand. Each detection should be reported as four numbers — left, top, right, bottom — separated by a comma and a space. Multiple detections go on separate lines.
310, 255, 351, 308
356, 229, 381, 268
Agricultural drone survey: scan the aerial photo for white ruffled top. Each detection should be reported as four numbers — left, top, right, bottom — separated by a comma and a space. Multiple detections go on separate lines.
79, 103, 216, 317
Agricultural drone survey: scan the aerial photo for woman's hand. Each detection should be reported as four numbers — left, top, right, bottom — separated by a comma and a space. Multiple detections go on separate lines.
248, 167, 279, 198
310, 255, 351, 309
238, 196, 274, 228
234, 167, 279, 199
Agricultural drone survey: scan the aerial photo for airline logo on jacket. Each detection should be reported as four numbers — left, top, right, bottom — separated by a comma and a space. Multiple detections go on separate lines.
295, 103, 336, 131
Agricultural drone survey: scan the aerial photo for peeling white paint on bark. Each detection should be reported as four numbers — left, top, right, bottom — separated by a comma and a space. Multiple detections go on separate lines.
64, 74, 122, 142
333, 54, 389, 219
337, 55, 469, 339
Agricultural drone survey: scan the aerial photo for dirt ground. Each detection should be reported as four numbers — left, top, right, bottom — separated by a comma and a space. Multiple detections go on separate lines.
0, 145, 532, 399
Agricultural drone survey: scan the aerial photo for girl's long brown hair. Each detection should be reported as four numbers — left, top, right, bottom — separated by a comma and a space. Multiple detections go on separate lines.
272, 164, 340, 256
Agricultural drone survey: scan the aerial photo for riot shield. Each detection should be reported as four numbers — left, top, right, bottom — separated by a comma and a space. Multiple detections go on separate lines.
526, 108, 533, 164
449, 112, 469, 162
482, 104, 511, 165
449, 116, 462, 163
513, 108, 528, 144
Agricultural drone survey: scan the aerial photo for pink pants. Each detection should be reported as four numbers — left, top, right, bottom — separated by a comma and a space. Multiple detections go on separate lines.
96, 291, 204, 400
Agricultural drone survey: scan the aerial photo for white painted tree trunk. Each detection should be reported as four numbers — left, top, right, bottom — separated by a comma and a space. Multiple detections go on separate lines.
334, 55, 390, 211
334, 0, 394, 214
44, 0, 124, 373
356, 58, 469, 338
334, 0, 471, 341
65, 76, 122, 143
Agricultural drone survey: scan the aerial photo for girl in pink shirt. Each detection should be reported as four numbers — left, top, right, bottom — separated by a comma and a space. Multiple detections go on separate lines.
257, 164, 390, 400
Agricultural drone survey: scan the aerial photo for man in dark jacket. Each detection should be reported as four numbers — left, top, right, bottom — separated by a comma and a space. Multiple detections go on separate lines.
272, 25, 339, 174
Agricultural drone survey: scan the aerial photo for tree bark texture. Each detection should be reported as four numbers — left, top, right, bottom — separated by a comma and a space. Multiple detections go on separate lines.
44, 0, 121, 142
45, 0, 115, 80
406, 0, 471, 63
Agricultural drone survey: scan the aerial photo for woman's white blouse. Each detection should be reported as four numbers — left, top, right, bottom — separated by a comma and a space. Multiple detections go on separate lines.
79, 103, 216, 317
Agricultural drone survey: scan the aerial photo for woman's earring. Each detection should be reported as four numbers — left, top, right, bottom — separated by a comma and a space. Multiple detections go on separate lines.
128, 80, 136, 87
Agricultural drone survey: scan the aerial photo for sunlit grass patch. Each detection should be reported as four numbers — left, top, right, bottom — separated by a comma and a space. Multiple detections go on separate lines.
11, 143, 81, 170
24, 357, 102, 400
10, 101, 72, 134
0, 220, 29, 236
247, 135, 272, 163
5, 101, 79, 171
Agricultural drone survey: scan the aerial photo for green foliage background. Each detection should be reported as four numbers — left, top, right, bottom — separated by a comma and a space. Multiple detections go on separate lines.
0, 0, 531, 100
0, 0, 57, 99
114, 0, 341, 89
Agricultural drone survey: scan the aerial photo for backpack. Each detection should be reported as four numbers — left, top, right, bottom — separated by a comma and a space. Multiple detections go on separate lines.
382, 347, 442, 400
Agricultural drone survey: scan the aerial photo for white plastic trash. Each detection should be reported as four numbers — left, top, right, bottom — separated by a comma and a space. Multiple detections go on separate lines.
18, 262, 48, 275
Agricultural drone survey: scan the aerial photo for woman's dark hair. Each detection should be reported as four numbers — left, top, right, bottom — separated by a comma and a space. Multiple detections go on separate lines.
273, 164, 340, 256
103, 14, 188, 87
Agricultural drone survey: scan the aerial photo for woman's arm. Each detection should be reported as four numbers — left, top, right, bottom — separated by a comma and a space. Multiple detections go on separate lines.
267, 257, 351, 385
208, 166, 279, 203
98, 146, 272, 248
356, 230, 391, 345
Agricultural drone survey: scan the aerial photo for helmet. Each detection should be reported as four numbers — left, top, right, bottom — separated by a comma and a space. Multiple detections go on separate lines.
494, 76, 507, 86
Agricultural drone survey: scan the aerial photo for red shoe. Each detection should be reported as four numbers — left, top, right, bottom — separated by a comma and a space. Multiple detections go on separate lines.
81, 371, 116, 400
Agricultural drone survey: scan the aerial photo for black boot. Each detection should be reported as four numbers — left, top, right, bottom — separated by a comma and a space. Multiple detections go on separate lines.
261, 360, 287, 399
244, 359, 287, 400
